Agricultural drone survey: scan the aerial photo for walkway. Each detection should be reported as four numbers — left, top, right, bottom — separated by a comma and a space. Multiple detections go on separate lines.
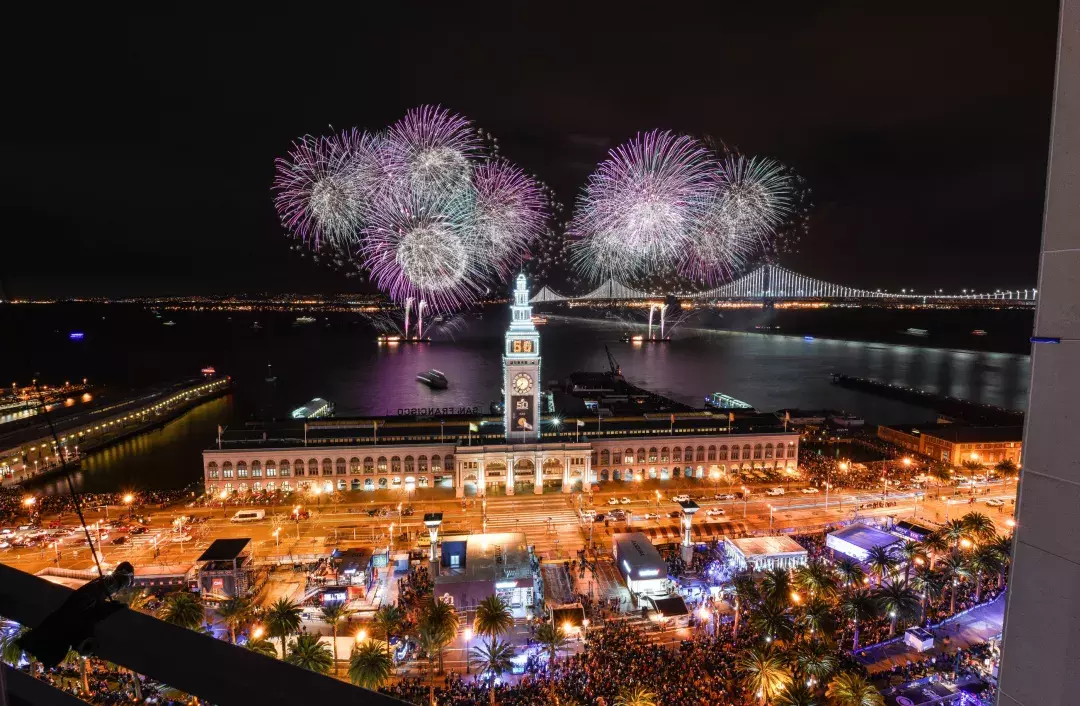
855, 594, 1006, 673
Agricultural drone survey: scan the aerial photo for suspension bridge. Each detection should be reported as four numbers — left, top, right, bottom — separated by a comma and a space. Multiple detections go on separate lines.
530, 263, 1037, 306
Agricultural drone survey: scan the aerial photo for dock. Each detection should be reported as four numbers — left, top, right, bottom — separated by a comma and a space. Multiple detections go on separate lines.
830, 373, 1023, 426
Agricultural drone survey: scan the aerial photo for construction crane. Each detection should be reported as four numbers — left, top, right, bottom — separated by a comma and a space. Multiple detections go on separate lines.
604, 345, 622, 377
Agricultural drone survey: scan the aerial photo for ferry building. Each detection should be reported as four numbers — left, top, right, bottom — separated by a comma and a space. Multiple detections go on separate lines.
201, 275, 799, 497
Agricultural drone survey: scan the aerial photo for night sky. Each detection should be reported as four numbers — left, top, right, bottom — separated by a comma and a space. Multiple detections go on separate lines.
1, 5, 1060, 298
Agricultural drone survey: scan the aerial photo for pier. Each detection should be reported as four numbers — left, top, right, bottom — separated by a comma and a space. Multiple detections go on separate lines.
830, 373, 1023, 426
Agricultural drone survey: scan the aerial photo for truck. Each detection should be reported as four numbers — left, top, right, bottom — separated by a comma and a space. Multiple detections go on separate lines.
230, 510, 265, 523
765, 487, 785, 496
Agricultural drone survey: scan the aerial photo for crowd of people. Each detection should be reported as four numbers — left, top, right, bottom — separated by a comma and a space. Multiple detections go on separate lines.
0, 487, 196, 524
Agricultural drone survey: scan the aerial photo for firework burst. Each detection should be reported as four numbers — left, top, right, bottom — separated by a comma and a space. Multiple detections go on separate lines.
570, 130, 714, 282
273, 130, 382, 249
469, 160, 547, 276
386, 105, 480, 201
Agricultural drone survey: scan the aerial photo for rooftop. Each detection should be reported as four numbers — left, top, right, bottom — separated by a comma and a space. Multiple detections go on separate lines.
828, 523, 902, 552
613, 532, 668, 574
435, 532, 532, 584
726, 535, 809, 557
881, 423, 1023, 443
197, 538, 251, 562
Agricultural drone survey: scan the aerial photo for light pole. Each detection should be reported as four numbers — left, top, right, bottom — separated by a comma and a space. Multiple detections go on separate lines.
464, 628, 472, 674
22, 496, 36, 522
742, 487, 749, 519
768, 504, 774, 529
123, 493, 134, 521
220, 490, 228, 518
273, 527, 280, 551
293, 505, 302, 539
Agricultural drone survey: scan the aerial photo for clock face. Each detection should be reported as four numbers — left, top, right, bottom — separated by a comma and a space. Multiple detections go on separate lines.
513, 373, 533, 394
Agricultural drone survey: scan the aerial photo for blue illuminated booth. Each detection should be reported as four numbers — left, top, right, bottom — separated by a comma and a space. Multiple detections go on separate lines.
612, 532, 668, 596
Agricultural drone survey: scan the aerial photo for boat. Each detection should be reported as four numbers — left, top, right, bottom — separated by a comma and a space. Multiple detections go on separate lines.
972, 329, 987, 336
252, 321, 263, 330
905, 328, 929, 337
264, 363, 277, 383
416, 369, 448, 389
704, 392, 754, 410
620, 332, 632, 343
294, 316, 316, 325
162, 320, 176, 327
291, 398, 334, 419
531, 315, 548, 325
377, 334, 402, 344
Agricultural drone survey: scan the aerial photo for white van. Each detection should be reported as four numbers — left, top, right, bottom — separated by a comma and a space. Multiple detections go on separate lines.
230, 510, 265, 523
765, 487, 785, 496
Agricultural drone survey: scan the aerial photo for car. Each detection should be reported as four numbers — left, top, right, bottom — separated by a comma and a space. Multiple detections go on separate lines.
111, 536, 127, 545
715, 493, 736, 501
291, 509, 311, 520
800, 487, 820, 494
367, 507, 381, 516
129, 526, 147, 535
400, 507, 415, 517
705, 508, 726, 517
985, 498, 1005, 507
608, 497, 621, 506
766, 487, 785, 496
580, 509, 597, 519
672, 494, 691, 503
170, 534, 192, 543
0, 542, 8, 550
619, 497, 632, 505
593, 513, 606, 522
668, 511, 682, 519
608, 509, 626, 520
643, 513, 659, 520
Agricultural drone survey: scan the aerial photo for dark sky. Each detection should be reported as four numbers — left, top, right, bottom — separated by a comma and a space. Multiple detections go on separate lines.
1, 4, 1060, 298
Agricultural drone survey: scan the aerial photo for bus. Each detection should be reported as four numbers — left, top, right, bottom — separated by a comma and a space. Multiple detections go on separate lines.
230, 510, 265, 523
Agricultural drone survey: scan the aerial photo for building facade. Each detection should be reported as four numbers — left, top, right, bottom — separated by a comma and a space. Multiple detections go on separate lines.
877, 423, 1022, 466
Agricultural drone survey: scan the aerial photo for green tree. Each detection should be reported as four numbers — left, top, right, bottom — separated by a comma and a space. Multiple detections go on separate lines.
988, 533, 1013, 589
910, 566, 945, 613
774, 681, 821, 706
422, 597, 459, 673
928, 463, 953, 487
535, 622, 569, 704
967, 546, 1001, 602
418, 622, 443, 706
826, 671, 884, 706
895, 541, 924, 581
265, 597, 303, 659
160, 591, 204, 630
873, 580, 920, 637
866, 546, 898, 585
994, 458, 1019, 479
348, 640, 394, 690
961, 512, 997, 542
614, 685, 658, 706
471, 637, 515, 706
737, 643, 792, 704
246, 638, 279, 658
372, 604, 405, 661
793, 560, 838, 600
797, 598, 836, 642
733, 571, 762, 639
286, 633, 333, 675
940, 520, 968, 552
790, 640, 838, 684
921, 532, 950, 570
940, 553, 972, 614
474, 594, 515, 640
832, 559, 866, 593
320, 601, 352, 673
759, 567, 793, 606
749, 601, 795, 645
839, 590, 877, 651
216, 597, 252, 645
959, 459, 983, 475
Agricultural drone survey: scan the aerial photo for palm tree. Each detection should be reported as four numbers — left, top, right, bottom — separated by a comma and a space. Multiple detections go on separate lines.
265, 597, 303, 659
160, 591, 204, 630
759, 567, 793, 606
797, 598, 835, 642
940, 553, 972, 614
928, 462, 952, 488
471, 637, 515, 706
790, 640, 838, 684
0, 621, 28, 665
418, 622, 443, 706
246, 638, 279, 658
959, 459, 983, 475
216, 597, 252, 644
839, 590, 877, 651
866, 546, 898, 585
535, 622, 569, 704
793, 560, 838, 599
988, 533, 1013, 589
474, 594, 515, 639
116, 587, 154, 613
422, 597, 459, 673
286, 633, 333, 675
372, 604, 405, 661
895, 541, 924, 581
774, 682, 821, 706
833, 558, 866, 593
967, 546, 1001, 603
826, 671, 884, 706
994, 458, 1019, 479
910, 565, 945, 613
63, 648, 91, 694
614, 685, 658, 706
733, 571, 761, 639
737, 643, 792, 704
940, 520, 968, 552
874, 580, 920, 637
348, 640, 394, 690
961, 512, 997, 542
749, 601, 795, 644
921, 532, 950, 569
320, 601, 351, 673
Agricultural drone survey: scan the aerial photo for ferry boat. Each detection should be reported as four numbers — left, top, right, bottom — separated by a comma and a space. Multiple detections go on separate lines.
162, 320, 176, 327
416, 369, 449, 389
704, 392, 754, 410
291, 397, 334, 419
377, 334, 402, 344
531, 315, 548, 325
294, 316, 316, 325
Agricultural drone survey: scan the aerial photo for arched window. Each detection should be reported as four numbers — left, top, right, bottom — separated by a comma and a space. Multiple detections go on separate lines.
765, 444, 774, 459
707, 445, 716, 461
684, 446, 694, 463
251, 461, 262, 478
418, 455, 428, 473
266, 481, 275, 492
281, 480, 291, 492
377, 456, 387, 472
673, 447, 682, 462
279, 460, 290, 477
600, 449, 610, 466
719, 445, 728, 461
431, 455, 442, 473
308, 458, 318, 477
730, 446, 739, 460
207, 462, 219, 479
637, 448, 646, 464
322, 458, 333, 476
335, 458, 346, 475
265, 461, 276, 477
660, 447, 669, 462
788, 444, 796, 458
624, 448, 635, 464
648, 447, 658, 463
742, 444, 752, 460
391, 456, 402, 473
444, 454, 454, 470
404, 456, 415, 473
350, 457, 360, 474
696, 446, 705, 462
753, 444, 763, 460
237, 461, 248, 478
364, 457, 374, 474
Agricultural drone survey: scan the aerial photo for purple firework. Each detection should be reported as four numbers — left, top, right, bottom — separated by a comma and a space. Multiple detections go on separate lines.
385, 105, 481, 201
570, 130, 715, 282
469, 159, 547, 276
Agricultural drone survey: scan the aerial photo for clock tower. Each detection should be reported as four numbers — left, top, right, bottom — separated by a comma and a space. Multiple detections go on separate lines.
504, 273, 541, 442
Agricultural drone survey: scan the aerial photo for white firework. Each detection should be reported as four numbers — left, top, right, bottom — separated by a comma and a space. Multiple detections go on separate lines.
385, 105, 480, 202
469, 160, 547, 276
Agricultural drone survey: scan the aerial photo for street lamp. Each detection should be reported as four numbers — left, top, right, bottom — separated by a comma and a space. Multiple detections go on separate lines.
742, 486, 749, 519
464, 628, 473, 673
252, 626, 264, 640
356, 628, 367, 644
272, 527, 281, 550
768, 504, 774, 528
219, 490, 228, 518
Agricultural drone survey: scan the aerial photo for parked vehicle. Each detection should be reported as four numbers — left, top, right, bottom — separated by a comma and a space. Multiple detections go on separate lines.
766, 487, 785, 496
230, 510, 266, 523
985, 498, 1005, 507
800, 487, 820, 494
607, 497, 620, 506
705, 508, 726, 517
672, 494, 691, 502
619, 497, 632, 505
